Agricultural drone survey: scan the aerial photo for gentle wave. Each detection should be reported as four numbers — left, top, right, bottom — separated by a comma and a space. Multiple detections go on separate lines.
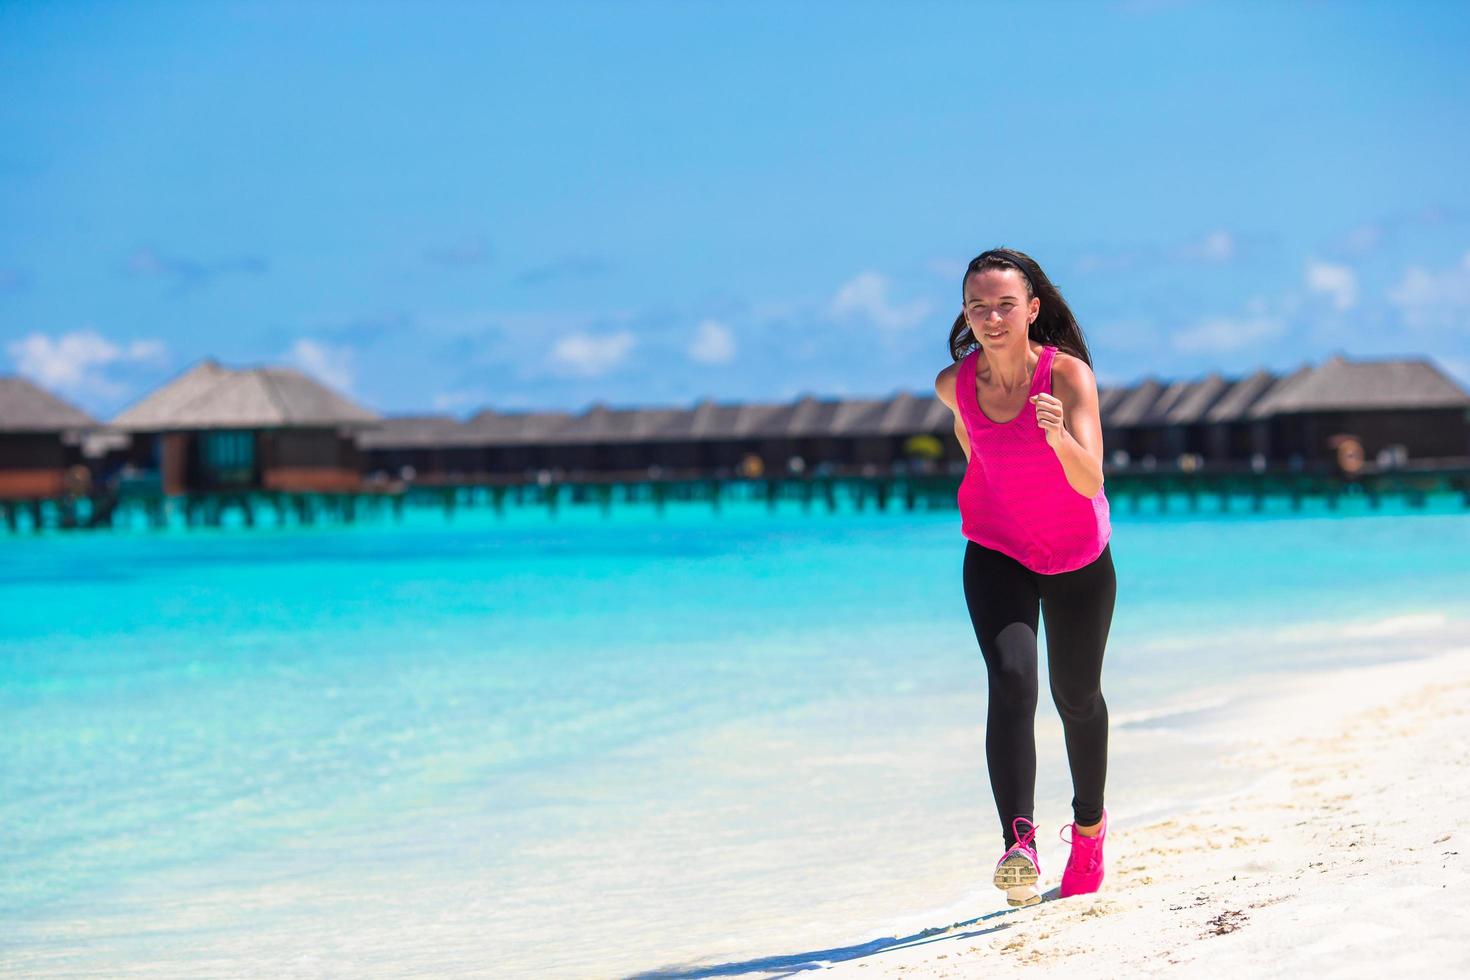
1111, 695, 1234, 728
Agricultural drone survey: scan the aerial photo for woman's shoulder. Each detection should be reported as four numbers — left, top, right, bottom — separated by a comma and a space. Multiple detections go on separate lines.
1049, 350, 1098, 398
934, 359, 962, 407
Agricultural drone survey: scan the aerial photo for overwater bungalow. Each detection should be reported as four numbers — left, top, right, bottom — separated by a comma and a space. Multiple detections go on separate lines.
705, 393, 951, 476
109, 359, 380, 494
1095, 384, 1131, 459
0, 375, 98, 498
1247, 354, 1470, 467
537, 402, 687, 474
1104, 364, 1316, 468
868, 392, 956, 470
1103, 378, 1168, 465
695, 399, 805, 475
774, 395, 865, 471
349, 351, 1469, 487
1198, 368, 1292, 464
647, 398, 785, 474
362, 393, 958, 481
1159, 373, 1233, 461
357, 414, 487, 480
464, 409, 577, 476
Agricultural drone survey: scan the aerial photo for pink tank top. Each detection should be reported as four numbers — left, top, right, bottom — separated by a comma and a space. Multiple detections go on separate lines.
955, 344, 1111, 574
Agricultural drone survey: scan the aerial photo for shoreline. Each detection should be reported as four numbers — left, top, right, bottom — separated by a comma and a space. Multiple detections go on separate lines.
4, 593, 1468, 977
799, 643, 1470, 977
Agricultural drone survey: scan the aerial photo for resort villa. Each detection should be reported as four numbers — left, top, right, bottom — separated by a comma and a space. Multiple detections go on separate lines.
105, 359, 381, 495
0, 375, 98, 500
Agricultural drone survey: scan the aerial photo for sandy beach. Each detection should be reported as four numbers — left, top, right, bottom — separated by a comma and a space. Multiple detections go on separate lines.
789, 645, 1470, 978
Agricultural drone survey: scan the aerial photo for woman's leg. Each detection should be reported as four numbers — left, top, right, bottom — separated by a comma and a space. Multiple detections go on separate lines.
1037, 543, 1117, 827
962, 540, 1042, 850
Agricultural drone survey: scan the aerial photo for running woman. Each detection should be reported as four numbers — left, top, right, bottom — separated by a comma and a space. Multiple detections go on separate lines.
934, 247, 1115, 908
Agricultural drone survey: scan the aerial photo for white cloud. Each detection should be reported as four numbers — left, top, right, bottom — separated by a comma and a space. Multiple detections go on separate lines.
549, 330, 635, 377
1173, 229, 1236, 263
1388, 251, 1470, 330
829, 271, 931, 332
1305, 259, 1358, 312
1170, 315, 1286, 354
687, 319, 736, 365
286, 338, 355, 392
5, 328, 168, 397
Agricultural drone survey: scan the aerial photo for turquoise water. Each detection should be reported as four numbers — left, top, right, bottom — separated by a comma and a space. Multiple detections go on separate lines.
3, 492, 1468, 977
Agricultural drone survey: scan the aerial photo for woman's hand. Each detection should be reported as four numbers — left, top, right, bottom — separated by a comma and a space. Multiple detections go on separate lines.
1029, 392, 1066, 448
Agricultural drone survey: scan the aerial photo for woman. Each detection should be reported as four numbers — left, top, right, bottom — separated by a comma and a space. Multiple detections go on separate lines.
934, 247, 1115, 908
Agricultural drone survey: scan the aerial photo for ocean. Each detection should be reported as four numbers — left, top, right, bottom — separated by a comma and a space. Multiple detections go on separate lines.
3, 489, 1468, 977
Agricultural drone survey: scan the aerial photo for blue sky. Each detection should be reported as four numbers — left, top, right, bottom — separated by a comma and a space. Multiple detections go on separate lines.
2, 0, 1468, 418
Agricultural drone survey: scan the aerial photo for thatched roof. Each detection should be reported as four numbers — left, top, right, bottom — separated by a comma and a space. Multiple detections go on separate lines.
828, 398, 892, 437
1095, 353, 1467, 426
110, 359, 379, 431
1144, 379, 1195, 426
739, 402, 796, 437
466, 408, 577, 445
534, 395, 929, 444
549, 402, 689, 444
775, 396, 843, 438
656, 398, 742, 440
872, 392, 951, 435
356, 414, 484, 449
1249, 354, 1470, 416
1106, 378, 1167, 427
1202, 369, 1283, 423
1097, 386, 1130, 418
1162, 374, 1232, 424
0, 376, 98, 433
1105, 365, 1316, 426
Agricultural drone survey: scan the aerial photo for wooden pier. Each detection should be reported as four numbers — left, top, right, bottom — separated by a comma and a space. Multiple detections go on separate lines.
2, 463, 1468, 534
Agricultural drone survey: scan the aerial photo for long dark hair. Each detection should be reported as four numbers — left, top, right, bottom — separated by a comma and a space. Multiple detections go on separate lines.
947, 247, 1093, 367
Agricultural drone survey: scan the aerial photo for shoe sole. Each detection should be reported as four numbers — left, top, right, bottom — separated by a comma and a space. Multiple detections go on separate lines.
1004, 883, 1042, 907
994, 851, 1041, 906
993, 852, 1039, 889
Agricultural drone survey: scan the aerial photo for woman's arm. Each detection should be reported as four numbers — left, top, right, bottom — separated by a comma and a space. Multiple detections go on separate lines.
1030, 355, 1105, 498
934, 365, 971, 462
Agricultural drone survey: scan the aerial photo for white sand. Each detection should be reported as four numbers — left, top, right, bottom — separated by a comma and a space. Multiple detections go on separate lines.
813, 646, 1470, 978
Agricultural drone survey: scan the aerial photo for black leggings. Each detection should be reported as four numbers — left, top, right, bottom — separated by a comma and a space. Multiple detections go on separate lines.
962, 539, 1116, 848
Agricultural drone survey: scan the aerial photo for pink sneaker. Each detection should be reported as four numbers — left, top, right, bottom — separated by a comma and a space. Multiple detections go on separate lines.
1059, 808, 1107, 898
993, 816, 1042, 907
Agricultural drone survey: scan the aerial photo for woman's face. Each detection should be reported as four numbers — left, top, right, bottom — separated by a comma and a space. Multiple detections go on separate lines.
964, 268, 1039, 349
